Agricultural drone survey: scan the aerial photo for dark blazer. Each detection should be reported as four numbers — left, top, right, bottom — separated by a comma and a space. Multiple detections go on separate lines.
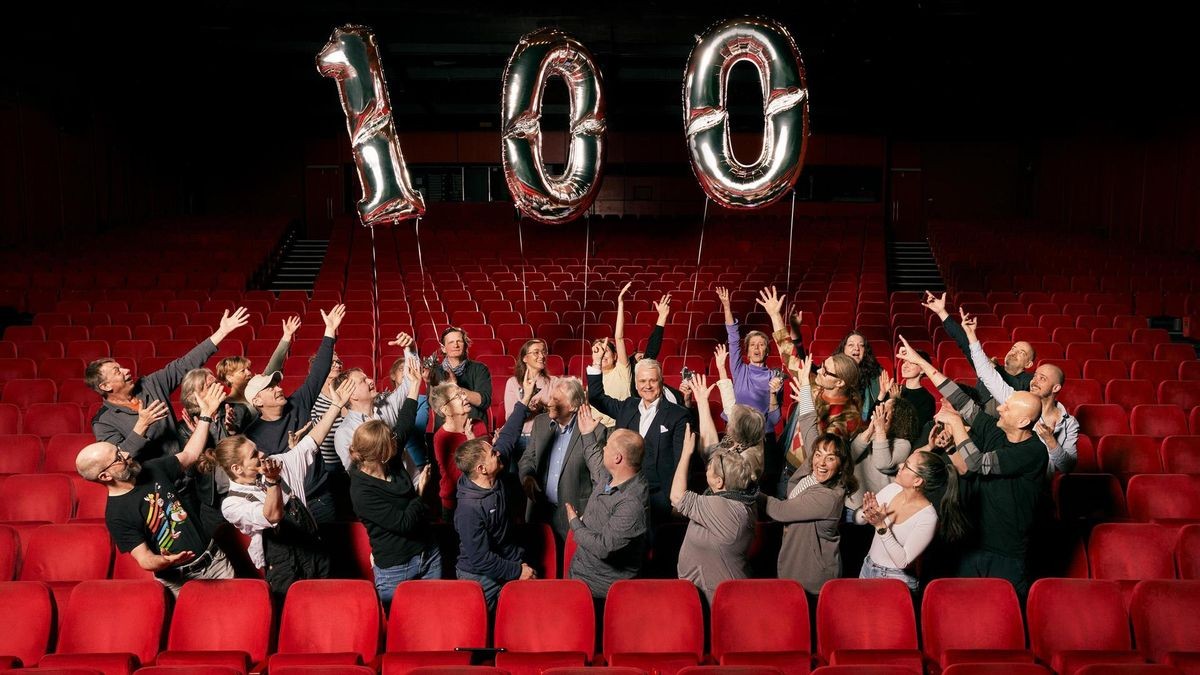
517, 409, 608, 540
587, 370, 689, 520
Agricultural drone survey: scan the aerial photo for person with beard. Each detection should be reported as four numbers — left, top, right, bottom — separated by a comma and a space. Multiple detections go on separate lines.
672, 373, 763, 605
76, 382, 231, 595
959, 313, 1078, 474
922, 291, 1035, 405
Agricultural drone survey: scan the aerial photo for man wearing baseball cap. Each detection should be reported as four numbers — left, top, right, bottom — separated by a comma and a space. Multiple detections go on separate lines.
243, 304, 346, 523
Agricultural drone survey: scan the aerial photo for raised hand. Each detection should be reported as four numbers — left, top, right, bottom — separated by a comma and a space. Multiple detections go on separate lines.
136, 399, 170, 430
388, 331, 414, 351
688, 372, 714, 398
960, 311, 979, 343
403, 358, 421, 390
197, 382, 226, 418
878, 371, 894, 398
798, 353, 814, 383
288, 421, 314, 449
331, 375, 357, 409
217, 306, 249, 333
261, 457, 283, 482
894, 335, 926, 366
617, 281, 633, 304
414, 465, 432, 496
654, 293, 672, 323
922, 291, 949, 318
321, 304, 347, 335
682, 423, 696, 457
715, 286, 731, 306
591, 338, 608, 368
577, 403, 599, 436
281, 316, 302, 341
713, 343, 730, 380
755, 285, 784, 316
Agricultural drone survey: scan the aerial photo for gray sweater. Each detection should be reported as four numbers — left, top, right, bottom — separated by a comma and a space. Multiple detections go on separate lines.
676, 490, 755, 604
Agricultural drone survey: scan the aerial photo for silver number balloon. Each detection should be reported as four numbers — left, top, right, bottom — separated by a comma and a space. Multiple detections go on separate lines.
683, 17, 809, 209
501, 28, 607, 225
317, 25, 426, 226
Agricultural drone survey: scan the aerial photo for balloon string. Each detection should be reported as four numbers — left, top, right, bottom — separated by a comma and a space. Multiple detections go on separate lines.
413, 217, 434, 351
686, 198, 710, 345
786, 188, 797, 302
369, 226, 381, 379
581, 210, 591, 375
517, 215, 528, 309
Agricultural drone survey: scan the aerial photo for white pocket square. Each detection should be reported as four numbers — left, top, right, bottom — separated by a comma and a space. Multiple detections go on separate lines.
660, 425, 669, 433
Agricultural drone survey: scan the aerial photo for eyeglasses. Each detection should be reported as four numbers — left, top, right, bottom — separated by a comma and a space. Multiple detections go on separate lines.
819, 364, 839, 379
100, 448, 128, 475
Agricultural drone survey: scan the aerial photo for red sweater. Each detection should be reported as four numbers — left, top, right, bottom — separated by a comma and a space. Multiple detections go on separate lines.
432, 421, 488, 512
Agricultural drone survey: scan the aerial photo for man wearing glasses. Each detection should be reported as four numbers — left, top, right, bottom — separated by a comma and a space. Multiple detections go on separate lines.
75, 382, 231, 595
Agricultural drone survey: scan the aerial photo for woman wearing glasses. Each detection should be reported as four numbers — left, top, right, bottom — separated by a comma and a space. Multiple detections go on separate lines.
504, 338, 554, 456
856, 450, 967, 591
431, 381, 488, 521
671, 373, 765, 604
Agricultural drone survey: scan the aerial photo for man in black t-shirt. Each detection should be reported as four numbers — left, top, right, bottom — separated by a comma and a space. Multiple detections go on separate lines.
76, 381, 233, 595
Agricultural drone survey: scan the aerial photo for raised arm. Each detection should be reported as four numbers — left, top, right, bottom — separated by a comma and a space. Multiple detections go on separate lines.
615, 282, 631, 366
176, 383, 224, 471
306, 376, 355, 449
717, 286, 734, 325
713, 344, 737, 418
576, 403, 609, 483
266, 316, 301, 375
641, 294, 671, 361
670, 423, 696, 508
688, 373, 720, 450
922, 291, 972, 359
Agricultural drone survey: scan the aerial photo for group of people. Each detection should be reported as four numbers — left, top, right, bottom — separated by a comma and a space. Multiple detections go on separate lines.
73, 282, 1078, 610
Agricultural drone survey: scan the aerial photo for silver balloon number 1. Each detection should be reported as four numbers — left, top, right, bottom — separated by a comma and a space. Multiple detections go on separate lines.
501, 28, 607, 225
317, 25, 426, 226
684, 17, 809, 210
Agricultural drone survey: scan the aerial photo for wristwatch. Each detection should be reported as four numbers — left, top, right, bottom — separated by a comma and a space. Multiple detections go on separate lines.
197, 415, 214, 424
876, 526, 889, 535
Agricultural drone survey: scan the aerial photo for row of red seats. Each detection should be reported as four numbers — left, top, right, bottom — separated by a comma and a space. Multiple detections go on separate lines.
1076, 404, 1200, 440
1055, 473, 1200, 525
1082, 524, 1200, 601
2, 577, 1198, 675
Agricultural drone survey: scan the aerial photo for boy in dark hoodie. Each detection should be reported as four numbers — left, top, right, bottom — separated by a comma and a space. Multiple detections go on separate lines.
453, 393, 536, 608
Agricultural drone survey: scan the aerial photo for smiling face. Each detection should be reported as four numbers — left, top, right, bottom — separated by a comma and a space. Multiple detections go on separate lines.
595, 340, 616, 370
522, 341, 547, 372
900, 359, 922, 380
441, 385, 470, 417
1005, 341, 1034, 370
546, 382, 578, 423
810, 440, 843, 483
1028, 364, 1063, 398
348, 370, 375, 403
842, 334, 866, 364
635, 362, 662, 404
100, 361, 134, 396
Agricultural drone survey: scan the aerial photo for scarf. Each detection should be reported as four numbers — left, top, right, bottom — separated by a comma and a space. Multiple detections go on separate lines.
443, 357, 468, 378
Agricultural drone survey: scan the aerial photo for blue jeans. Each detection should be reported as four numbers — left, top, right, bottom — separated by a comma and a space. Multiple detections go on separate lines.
374, 545, 443, 605
405, 396, 431, 467
455, 568, 505, 610
859, 555, 918, 592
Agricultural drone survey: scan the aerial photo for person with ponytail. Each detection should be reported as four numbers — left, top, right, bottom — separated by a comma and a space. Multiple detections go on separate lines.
856, 450, 967, 592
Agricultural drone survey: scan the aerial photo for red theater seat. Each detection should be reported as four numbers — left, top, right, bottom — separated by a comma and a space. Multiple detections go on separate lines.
1026, 579, 1141, 675
1089, 523, 1179, 607
1097, 434, 1163, 483
18, 524, 112, 582
0, 473, 74, 524
921, 578, 1030, 669
271, 580, 380, 671
1105, 379, 1156, 412
494, 580, 594, 675
156, 580, 273, 674
1178, 525, 1200, 580
604, 580, 704, 675
381, 581, 485, 675
1083, 360, 1128, 386
1131, 405, 1189, 439
1075, 404, 1131, 438
1058, 379, 1103, 413
1159, 381, 1200, 411
22, 404, 85, 439
816, 579, 920, 670
39, 579, 167, 675
1161, 436, 1200, 475
1, 379, 57, 411
711, 579, 810, 675
1126, 474, 1200, 523
1130, 580, 1200, 667
43, 434, 96, 474
1132, 360, 1179, 385
0, 436, 43, 474
0, 580, 54, 668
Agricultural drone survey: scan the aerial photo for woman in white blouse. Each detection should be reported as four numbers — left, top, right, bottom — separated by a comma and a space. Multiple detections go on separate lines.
856, 449, 966, 591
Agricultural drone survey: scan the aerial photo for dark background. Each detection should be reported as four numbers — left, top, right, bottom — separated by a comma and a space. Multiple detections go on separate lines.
2, 1, 1198, 250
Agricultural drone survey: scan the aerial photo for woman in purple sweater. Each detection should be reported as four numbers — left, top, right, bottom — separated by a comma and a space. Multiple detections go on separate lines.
716, 286, 782, 428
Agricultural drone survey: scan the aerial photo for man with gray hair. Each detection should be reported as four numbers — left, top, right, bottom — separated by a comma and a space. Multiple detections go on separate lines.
518, 376, 608, 541
588, 350, 689, 524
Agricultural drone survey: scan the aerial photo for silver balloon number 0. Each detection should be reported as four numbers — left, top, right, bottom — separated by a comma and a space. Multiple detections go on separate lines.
684, 17, 809, 210
501, 28, 607, 225
317, 25, 426, 226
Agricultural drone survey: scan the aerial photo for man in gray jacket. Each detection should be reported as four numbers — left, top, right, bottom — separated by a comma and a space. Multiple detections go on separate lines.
87, 308, 250, 460
565, 405, 649, 600
518, 377, 608, 542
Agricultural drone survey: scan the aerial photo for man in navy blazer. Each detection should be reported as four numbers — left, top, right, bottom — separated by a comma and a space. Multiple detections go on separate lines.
586, 347, 689, 524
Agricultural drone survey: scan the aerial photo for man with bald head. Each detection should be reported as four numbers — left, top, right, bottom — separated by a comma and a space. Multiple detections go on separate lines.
565, 406, 649, 600
897, 337, 1048, 597
77, 381, 234, 595
960, 316, 1078, 474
